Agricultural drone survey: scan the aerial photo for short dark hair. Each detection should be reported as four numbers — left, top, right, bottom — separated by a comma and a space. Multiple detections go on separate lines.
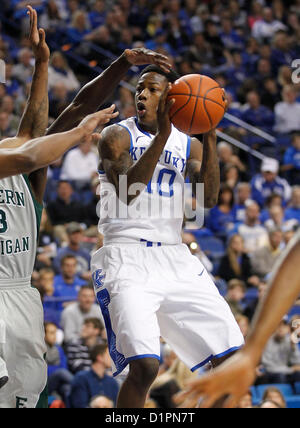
90, 342, 108, 363
60, 254, 77, 266
139, 65, 179, 83
84, 317, 104, 331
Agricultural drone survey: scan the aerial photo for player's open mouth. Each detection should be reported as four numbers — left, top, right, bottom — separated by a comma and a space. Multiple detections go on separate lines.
137, 102, 146, 117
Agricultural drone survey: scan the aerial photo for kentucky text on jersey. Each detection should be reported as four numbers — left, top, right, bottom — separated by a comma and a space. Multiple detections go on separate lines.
0, 236, 30, 255
130, 146, 187, 174
0, 189, 25, 207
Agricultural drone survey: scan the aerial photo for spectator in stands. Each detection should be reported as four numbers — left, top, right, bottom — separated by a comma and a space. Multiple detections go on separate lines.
53, 222, 91, 280
243, 279, 268, 321
219, 18, 244, 51
49, 81, 71, 119
234, 182, 252, 223
35, 210, 57, 270
236, 390, 253, 409
207, 184, 236, 239
67, 10, 91, 45
248, 1, 263, 30
61, 284, 103, 344
251, 158, 292, 207
66, 318, 105, 375
231, 201, 269, 253
271, 30, 297, 75
0, 111, 18, 138
60, 135, 99, 190
260, 77, 282, 111
251, 227, 283, 278
48, 51, 80, 92
225, 279, 247, 316
47, 180, 86, 244
3, 63, 20, 97
282, 133, 300, 185
285, 186, 300, 223
53, 254, 87, 313
217, 234, 254, 286
88, 0, 107, 30
259, 400, 283, 408
241, 91, 275, 138
235, 313, 250, 339
252, 7, 287, 41
274, 85, 300, 136
261, 319, 300, 384
217, 141, 246, 181
12, 47, 33, 85
84, 176, 100, 238
223, 164, 240, 190
45, 322, 73, 405
89, 395, 114, 409
69, 343, 119, 408
262, 387, 287, 409
158, 344, 177, 377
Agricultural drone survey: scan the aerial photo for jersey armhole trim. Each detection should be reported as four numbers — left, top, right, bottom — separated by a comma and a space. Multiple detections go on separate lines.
186, 135, 192, 159
22, 174, 43, 236
116, 123, 134, 152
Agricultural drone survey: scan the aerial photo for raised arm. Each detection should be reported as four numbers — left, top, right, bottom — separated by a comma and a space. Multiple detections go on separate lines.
99, 87, 174, 204
186, 130, 220, 209
0, 107, 118, 180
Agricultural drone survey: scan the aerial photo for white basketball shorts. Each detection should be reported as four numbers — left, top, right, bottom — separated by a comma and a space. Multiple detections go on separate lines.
92, 242, 244, 377
0, 280, 47, 408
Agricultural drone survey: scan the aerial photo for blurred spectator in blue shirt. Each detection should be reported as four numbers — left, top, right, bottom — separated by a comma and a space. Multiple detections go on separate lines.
69, 343, 119, 408
242, 91, 275, 135
67, 10, 90, 45
251, 158, 292, 207
234, 183, 252, 223
88, 0, 106, 30
45, 321, 73, 405
207, 184, 237, 239
53, 254, 87, 312
285, 186, 300, 223
53, 222, 91, 280
220, 18, 244, 51
271, 31, 297, 75
282, 133, 300, 185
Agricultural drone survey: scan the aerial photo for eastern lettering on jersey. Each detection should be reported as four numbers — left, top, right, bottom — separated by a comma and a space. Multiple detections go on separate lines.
0, 189, 25, 207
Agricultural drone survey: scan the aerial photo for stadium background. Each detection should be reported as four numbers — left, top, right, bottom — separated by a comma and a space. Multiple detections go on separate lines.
1, 0, 300, 409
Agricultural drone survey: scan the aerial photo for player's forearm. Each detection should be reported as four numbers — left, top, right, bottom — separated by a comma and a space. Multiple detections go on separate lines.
197, 131, 220, 208
47, 54, 131, 135
108, 134, 169, 204
17, 60, 49, 139
20, 127, 86, 172
244, 235, 300, 365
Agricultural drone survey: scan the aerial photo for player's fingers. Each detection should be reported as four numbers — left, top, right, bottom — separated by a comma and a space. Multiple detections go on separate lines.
39, 28, 46, 43
198, 394, 220, 409
101, 104, 116, 114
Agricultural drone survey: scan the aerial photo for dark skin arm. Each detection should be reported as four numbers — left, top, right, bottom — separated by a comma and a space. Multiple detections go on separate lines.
27, 48, 172, 203
99, 85, 174, 204
186, 130, 220, 209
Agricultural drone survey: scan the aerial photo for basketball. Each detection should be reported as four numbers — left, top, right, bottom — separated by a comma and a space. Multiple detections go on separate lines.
168, 74, 226, 135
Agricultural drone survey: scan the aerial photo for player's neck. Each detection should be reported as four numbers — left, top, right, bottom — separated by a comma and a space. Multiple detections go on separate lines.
137, 119, 157, 136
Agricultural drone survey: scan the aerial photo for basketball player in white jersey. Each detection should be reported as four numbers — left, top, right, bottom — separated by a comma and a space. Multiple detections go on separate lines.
91, 65, 245, 408
0, 6, 171, 408
179, 231, 300, 408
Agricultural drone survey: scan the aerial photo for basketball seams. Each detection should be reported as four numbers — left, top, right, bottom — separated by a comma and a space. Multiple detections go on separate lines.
188, 75, 202, 135
169, 78, 192, 120
168, 93, 225, 111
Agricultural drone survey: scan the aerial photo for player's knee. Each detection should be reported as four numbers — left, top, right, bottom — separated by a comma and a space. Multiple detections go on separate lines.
128, 358, 160, 389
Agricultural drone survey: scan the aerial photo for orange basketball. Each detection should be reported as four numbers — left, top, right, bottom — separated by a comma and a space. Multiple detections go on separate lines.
168, 74, 226, 135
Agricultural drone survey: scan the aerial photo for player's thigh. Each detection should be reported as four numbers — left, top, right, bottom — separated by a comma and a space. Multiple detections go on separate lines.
158, 268, 244, 371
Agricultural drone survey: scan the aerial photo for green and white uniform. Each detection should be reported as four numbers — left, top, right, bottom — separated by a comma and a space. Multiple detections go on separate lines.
0, 174, 47, 408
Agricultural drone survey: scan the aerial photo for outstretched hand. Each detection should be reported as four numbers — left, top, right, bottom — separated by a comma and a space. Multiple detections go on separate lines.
78, 105, 119, 139
176, 351, 257, 408
27, 5, 50, 63
124, 48, 172, 73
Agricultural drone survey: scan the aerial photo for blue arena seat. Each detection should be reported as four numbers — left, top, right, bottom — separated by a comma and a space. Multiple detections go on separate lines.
294, 383, 300, 395
255, 384, 294, 401
286, 397, 300, 409
196, 236, 225, 259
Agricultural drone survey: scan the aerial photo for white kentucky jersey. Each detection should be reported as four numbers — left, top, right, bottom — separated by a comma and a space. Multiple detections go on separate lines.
0, 174, 42, 284
98, 117, 191, 245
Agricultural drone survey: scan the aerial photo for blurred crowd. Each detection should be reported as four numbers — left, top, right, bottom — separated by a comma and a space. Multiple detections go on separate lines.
1, 0, 300, 409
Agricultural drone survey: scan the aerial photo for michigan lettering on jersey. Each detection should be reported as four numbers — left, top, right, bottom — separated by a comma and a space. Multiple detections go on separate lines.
0, 236, 30, 255
130, 146, 186, 174
0, 189, 25, 207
